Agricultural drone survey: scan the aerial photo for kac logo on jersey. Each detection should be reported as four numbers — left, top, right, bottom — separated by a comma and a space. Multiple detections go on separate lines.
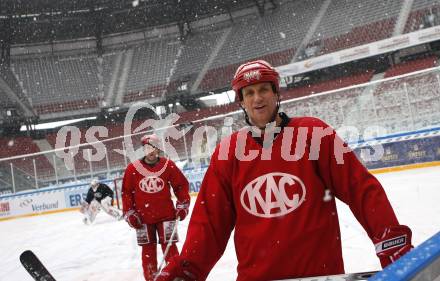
139, 176, 165, 193
240, 172, 306, 218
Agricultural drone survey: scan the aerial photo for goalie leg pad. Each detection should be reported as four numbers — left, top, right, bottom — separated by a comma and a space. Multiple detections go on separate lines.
100, 197, 121, 219
86, 200, 101, 223
79, 201, 89, 214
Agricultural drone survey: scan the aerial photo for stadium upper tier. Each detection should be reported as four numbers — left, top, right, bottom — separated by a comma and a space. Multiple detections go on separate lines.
3, 0, 438, 119
405, 0, 440, 33
12, 56, 101, 115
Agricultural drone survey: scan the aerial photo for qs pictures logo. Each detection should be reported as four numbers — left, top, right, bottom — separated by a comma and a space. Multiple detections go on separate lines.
139, 176, 165, 193
240, 172, 306, 218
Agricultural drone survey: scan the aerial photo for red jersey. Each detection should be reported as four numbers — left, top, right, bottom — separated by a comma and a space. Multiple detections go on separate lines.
122, 157, 190, 224
177, 116, 400, 281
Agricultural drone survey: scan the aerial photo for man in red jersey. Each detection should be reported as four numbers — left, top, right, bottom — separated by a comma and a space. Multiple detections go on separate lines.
122, 134, 190, 281
156, 60, 412, 281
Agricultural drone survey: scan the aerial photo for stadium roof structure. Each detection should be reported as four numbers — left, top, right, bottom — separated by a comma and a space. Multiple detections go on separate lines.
0, 0, 266, 44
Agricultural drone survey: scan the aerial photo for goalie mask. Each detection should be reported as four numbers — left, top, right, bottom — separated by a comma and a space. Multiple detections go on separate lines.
90, 179, 99, 190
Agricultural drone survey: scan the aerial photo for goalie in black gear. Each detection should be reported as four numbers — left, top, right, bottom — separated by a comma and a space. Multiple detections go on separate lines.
80, 179, 122, 224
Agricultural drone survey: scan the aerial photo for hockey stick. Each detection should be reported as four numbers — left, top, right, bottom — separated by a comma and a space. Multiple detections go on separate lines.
154, 219, 179, 281
20, 250, 57, 281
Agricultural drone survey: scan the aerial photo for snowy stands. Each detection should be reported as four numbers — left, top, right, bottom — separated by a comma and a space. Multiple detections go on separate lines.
46, 125, 129, 175
318, 18, 396, 54
0, 137, 49, 171
283, 72, 374, 99
123, 84, 167, 103
199, 62, 242, 92
210, 0, 320, 67
45, 130, 91, 175
307, 0, 402, 56
199, 0, 320, 91
374, 56, 440, 132
406, 74, 440, 129
12, 55, 101, 116
199, 49, 294, 92
8, 0, 438, 115
0, 88, 15, 108
0, 67, 32, 110
100, 123, 128, 169
384, 55, 438, 78
166, 29, 226, 94
124, 38, 181, 103
0, 136, 53, 192
4, 0, 439, 117
404, 0, 440, 33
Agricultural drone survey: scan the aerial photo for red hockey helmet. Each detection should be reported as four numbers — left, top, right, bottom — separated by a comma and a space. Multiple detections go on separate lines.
231, 60, 280, 101
141, 134, 160, 149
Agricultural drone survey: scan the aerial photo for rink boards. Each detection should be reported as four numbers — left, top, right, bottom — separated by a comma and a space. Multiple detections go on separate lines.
0, 169, 205, 220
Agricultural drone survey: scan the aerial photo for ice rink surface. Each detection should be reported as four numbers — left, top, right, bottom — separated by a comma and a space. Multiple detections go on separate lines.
1, 166, 440, 281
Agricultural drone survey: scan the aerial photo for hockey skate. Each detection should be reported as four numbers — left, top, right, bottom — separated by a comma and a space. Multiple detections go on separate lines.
82, 217, 90, 225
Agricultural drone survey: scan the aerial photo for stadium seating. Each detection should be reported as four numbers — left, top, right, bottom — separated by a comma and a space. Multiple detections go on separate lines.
319, 18, 396, 54
199, 49, 295, 92
176, 103, 238, 124
396, 66, 440, 129
0, 67, 30, 109
124, 38, 182, 102
198, 0, 321, 91
404, 0, 440, 33
213, 0, 322, 67
46, 129, 90, 174
124, 84, 167, 103
8, 0, 440, 116
384, 55, 438, 77
101, 51, 121, 105
166, 29, 227, 94
0, 89, 15, 108
12, 55, 102, 115
3, 0, 440, 188
372, 56, 439, 132
306, 0, 403, 56
0, 136, 53, 179
283, 71, 374, 100
33, 99, 99, 115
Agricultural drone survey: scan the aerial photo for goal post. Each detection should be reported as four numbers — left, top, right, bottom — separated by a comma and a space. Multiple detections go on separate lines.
112, 177, 123, 210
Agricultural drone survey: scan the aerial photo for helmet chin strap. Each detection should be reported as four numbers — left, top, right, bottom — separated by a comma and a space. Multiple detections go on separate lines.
241, 94, 281, 130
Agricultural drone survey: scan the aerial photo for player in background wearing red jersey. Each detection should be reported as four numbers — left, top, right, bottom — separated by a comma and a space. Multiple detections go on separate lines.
122, 134, 190, 281
156, 60, 412, 281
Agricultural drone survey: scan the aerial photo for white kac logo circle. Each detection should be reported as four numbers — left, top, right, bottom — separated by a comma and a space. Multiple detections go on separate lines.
139, 176, 165, 193
240, 172, 306, 218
